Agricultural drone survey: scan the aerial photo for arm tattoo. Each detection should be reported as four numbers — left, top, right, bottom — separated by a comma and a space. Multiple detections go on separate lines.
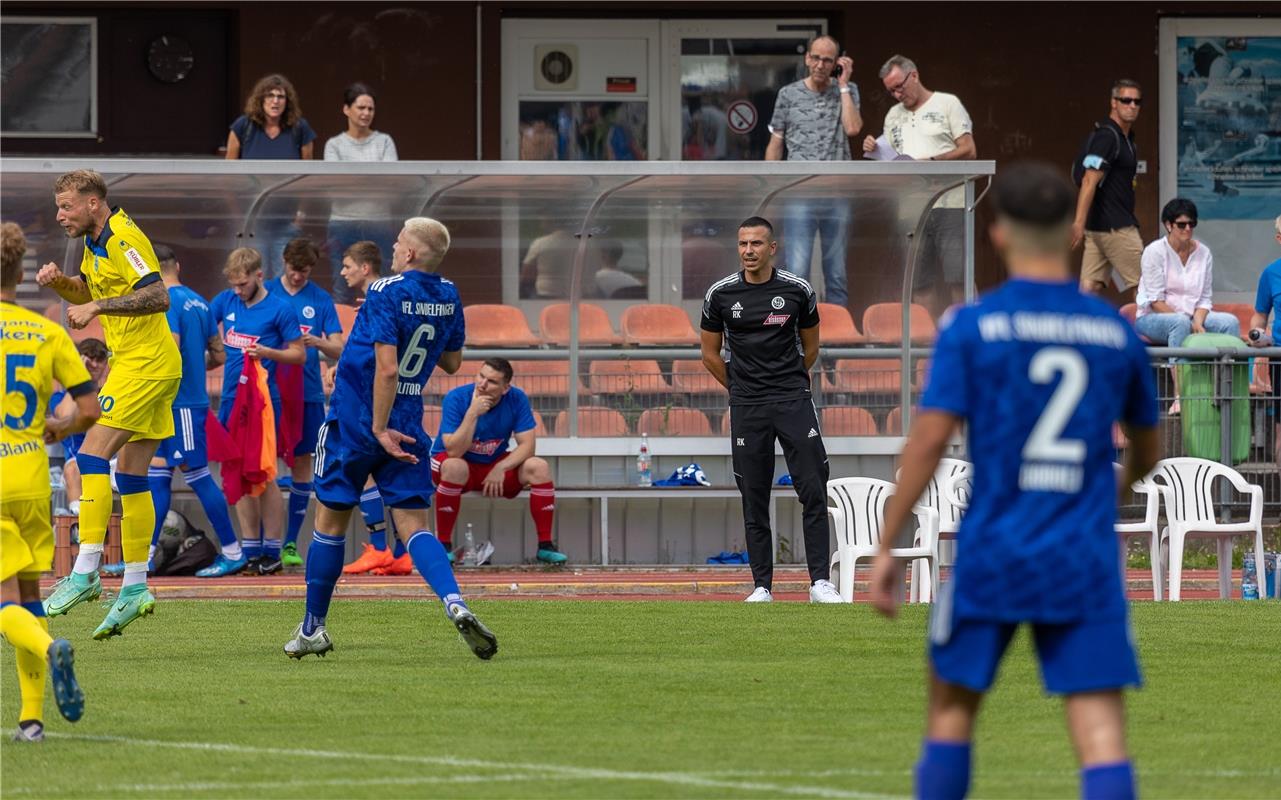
94, 281, 170, 317
205, 334, 225, 368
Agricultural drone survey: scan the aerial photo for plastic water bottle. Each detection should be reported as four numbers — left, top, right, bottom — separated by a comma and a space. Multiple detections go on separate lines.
637, 433, 652, 487
50, 466, 67, 515
462, 523, 478, 567
1242, 554, 1259, 600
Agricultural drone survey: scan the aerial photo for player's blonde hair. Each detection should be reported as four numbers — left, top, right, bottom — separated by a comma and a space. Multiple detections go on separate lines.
1, 221, 27, 289
401, 217, 451, 268
223, 247, 263, 278
53, 169, 108, 199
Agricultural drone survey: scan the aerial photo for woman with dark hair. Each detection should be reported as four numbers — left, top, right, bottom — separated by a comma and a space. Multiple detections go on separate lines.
324, 82, 397, 300
1135, 197, 1239, 413
323, 82, 397, 161
226, 74, 316, 160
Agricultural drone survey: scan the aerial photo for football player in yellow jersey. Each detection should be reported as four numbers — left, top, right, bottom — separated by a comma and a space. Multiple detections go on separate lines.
36, 170, 182, 639
1, 222, 99, 741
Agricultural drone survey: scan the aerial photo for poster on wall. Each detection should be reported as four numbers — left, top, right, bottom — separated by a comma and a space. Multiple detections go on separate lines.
1161, 19, 1281, 294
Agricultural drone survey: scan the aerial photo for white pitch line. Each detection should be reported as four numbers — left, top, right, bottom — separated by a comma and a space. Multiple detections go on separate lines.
44, 733, 899, 799
7, 773, 546, 795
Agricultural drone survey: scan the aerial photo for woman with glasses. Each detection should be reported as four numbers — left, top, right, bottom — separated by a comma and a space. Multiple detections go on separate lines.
225, 74, 316, 160
225, 74, 316, 278
1135, 198, 1240, 413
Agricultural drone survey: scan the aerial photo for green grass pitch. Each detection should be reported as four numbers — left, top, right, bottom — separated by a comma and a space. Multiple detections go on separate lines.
1, 600, 1277, 798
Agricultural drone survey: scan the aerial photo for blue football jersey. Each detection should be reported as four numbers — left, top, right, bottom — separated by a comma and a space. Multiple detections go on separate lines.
210, 288, 302, 403
920, 279, 1157, 623
265, 277, 341, 403
430, 384, 537, 464
328, 271, 464, 454
167, 285, 217, 408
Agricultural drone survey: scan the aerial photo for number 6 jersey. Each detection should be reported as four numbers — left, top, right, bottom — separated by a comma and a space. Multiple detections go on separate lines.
328, 271, 464, 454
920, 279, 1157, 623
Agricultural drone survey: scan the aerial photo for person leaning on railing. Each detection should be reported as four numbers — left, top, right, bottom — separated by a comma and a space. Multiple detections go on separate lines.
1134, 198, 1240, 415
1248, 214, 1281, 463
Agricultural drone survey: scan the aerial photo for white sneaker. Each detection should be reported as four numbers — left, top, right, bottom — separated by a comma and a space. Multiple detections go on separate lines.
744, 586, 773, 603
809, 579, 845, 604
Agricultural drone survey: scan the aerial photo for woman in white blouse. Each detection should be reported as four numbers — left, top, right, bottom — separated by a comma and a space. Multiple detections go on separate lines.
1135, 198, 1239, 413
323, 82, 398, 301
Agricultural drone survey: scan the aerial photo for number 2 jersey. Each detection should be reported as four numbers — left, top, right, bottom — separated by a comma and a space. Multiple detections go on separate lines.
920, 279, 1157, 623
328, 270, 465, 455
1, 302, 94, 500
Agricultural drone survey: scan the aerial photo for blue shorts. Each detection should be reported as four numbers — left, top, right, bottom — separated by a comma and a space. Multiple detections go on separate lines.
294, 401, 325, 456
929, 583, 1142, 695
313, 418, 433, 511
160, 406, 210, 469
62, 432, 84, 463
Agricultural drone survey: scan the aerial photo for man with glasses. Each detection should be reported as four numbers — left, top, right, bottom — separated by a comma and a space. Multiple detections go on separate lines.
765, 35, 861, 307
1072, 79, 1143, 301
864, 54, 976, 316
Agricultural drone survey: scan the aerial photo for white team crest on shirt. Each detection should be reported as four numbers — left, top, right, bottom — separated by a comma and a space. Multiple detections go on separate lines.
302, 306, 315, 319
770, 296, 785, 309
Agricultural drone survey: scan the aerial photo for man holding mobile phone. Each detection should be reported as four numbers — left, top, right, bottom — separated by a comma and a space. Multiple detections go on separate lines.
765, 35, 861, 307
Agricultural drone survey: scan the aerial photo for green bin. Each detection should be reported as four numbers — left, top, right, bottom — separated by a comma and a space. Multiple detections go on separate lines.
1177, 332, 1250, 464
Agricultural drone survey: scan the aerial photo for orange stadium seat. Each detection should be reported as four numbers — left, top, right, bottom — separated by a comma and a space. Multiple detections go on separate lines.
426, 360, 482, 396
821, 406, 878, 435
206, 365, 224, 398
335, 303, 358, 337
507, 360, 589, 399
1216, 302, 1256, 336
817, 303, 864, 345
670, 359, 726, 395
539, 303, 622, 346
824, 359, 903, 395
862, 302, 936, 344
464, 305, 541, 347
637, 407, 713, 436
884, 407, 903, 435
620, 304, 699, 346
553, 407, 629, 437
588, 359, 670, 395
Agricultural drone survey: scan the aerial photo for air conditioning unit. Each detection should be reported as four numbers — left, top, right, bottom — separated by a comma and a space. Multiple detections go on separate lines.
534, 44, 578, 91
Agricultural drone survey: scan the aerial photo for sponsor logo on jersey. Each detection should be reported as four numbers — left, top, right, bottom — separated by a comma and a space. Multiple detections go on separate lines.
224, 329, 261, 350
299, 324, 313, 336
763, 313, 790, 326
770, 296, 785, 309
225, 312, 236, 322
468, 439, 504, 457
123, 246, 152, 278
731, 301, 743, 319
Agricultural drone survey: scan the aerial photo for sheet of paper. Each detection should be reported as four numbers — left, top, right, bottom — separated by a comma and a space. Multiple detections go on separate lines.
862, 135, 913, 161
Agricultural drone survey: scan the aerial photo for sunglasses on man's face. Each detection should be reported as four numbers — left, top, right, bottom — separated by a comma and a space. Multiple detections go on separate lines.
1172, 220, 1196, 230
1115, 96, 1142, 106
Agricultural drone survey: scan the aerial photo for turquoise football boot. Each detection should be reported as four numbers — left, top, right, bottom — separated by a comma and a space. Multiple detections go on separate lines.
43, 571, 102, 617
92, 585, 156, 640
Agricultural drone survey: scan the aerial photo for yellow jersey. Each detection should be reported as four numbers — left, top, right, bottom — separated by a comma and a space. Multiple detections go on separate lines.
76, 207, 181, 379
1, 301, 94, 500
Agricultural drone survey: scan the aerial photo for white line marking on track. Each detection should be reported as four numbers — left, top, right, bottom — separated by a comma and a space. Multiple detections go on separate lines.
8, 773, 545, 795
44, 733, 898, 799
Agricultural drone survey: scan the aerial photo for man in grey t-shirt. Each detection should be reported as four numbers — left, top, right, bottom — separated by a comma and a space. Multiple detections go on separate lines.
766, 35, 862, 306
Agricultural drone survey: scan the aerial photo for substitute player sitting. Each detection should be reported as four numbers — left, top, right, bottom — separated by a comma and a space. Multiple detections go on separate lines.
430, 358, 564, 564
870, 162, 1160, 800
283, 217, 497, 661
1, 221, 96, 741
38, 170, 182, 639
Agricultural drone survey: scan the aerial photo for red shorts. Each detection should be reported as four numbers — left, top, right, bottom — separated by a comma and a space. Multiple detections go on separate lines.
430, 453, 524, 499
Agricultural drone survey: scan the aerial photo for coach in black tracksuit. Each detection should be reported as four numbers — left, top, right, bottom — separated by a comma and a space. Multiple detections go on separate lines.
700, 216, 837, 602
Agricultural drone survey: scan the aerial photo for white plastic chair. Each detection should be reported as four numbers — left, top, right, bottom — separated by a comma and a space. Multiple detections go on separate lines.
1150, 457, 1266, 602
827, 477, 940, 604
1114, 463, 1162, 601
898, 458, 971, 599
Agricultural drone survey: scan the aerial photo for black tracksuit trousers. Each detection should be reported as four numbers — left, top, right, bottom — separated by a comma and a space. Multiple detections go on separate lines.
728, 396, 830, 590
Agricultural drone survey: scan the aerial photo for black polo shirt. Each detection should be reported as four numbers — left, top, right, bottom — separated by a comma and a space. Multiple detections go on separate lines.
701, 268, 819, 406
1084, 118, 1139, 232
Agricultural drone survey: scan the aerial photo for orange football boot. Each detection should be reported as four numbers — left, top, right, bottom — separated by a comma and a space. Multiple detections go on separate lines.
371, 553, 413, 576
342, 543, 394, 574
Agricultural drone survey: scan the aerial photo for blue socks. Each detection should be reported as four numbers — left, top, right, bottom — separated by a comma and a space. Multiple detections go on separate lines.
148, 466, 173, 548
360, 488, 387, 551
1081, 761, 1135, 800
302, 530, 345, 635
185, 467, 240, 550
406, 530, 465, 613
286, 481, 312, 547
915, 740, 971, 800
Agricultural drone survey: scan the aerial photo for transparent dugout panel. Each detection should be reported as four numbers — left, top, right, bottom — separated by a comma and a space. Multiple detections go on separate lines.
3, 159, 991, 435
